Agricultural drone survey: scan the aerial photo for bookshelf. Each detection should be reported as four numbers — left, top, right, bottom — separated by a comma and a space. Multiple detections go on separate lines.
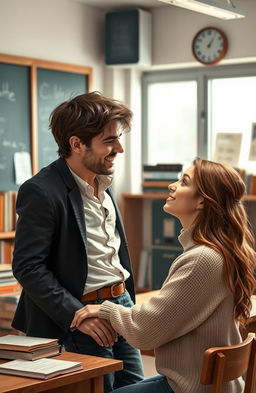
121, 193, 256, 292
0, 233, 15, 240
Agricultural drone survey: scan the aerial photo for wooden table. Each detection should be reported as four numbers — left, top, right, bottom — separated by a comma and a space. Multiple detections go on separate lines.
0, 352, 123, 393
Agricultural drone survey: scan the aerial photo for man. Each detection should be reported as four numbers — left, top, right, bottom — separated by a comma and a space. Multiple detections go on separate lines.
12, 91, 144, 392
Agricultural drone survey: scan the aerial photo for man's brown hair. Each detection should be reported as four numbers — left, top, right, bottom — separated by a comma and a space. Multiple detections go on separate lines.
49, 91, 132, 158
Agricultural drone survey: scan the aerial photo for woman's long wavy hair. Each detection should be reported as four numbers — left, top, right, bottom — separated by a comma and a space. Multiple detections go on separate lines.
192, 158, 256, 326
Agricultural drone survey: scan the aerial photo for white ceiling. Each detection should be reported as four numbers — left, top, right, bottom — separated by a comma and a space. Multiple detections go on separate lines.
73, 0, 162, 11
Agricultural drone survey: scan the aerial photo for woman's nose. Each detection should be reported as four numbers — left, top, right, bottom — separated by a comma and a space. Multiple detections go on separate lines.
168, 183, 177, 192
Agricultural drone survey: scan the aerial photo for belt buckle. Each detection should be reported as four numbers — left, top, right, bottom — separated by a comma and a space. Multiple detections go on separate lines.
110, 282, 124, 298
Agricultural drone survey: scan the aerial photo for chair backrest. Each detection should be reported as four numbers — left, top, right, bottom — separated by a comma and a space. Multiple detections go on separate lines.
241, 315, 256, 340
200, 333, 256, 393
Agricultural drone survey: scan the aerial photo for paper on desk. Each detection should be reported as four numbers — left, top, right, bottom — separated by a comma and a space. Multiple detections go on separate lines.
14, 152, 32, 185
0, 357, 83, 379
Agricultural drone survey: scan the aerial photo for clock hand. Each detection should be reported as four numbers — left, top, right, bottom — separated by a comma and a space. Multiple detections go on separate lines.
207, 32, 217, 48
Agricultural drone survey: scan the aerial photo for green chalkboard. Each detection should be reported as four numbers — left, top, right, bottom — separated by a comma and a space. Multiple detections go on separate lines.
37, 68, 87, 169
0, 63, 31, 191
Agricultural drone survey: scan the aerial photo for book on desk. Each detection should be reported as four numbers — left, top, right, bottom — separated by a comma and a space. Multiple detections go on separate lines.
0, 357, 83, 379
0, 335, 61, 361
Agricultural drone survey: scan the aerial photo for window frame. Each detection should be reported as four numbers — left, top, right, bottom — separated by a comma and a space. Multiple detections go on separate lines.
142, 63, 256, 165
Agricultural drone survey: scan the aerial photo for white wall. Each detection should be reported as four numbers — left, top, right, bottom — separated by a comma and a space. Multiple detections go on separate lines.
0, 0, 105, 90
151, 0, 256, 67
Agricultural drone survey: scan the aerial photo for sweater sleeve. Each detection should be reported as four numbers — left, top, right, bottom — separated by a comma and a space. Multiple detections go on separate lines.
98, 246, 230, 350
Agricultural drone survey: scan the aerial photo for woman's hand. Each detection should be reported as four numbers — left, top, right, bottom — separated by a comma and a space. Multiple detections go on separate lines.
70, 304, 101, 328
77, 317, 117, 347
70, 305, 117, 347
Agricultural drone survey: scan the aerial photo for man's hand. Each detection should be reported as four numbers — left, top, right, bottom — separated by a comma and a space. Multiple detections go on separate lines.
76, 317, 117, 347
71, 304, 101, 328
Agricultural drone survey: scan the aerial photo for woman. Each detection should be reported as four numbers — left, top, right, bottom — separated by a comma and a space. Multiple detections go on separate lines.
70, 158, 256, 393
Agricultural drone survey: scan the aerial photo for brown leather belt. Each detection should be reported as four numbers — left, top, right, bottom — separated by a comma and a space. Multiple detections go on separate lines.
81, 282, 126, 302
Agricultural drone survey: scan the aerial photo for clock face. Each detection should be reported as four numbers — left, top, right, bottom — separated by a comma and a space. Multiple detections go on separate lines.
192, 27, 228, 65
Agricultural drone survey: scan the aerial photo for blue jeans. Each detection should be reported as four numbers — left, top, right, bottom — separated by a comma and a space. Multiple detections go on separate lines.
110, 375, 175, 393
63, 290, 144, 393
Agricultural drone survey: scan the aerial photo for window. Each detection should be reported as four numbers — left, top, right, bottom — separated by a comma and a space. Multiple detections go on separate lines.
208, 75, 256, 173
142, 64, 256, 173
147, 81, 197, 166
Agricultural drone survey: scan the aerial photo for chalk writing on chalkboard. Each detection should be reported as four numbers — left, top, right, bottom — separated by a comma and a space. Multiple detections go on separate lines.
0, 63, 30, 191
37, 68, 87, 169
0, 82, 16, 101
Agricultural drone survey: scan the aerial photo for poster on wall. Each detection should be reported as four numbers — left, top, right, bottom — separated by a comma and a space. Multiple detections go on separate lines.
249, 123, 256, 161
213, 132, 242, 167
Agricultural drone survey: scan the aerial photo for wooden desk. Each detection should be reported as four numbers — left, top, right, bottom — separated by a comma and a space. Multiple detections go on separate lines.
0, 352, 123, 393
136, 290, 160, 305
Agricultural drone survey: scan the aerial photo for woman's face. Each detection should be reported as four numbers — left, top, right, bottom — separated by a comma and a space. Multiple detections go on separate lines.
163, 166, 204, 225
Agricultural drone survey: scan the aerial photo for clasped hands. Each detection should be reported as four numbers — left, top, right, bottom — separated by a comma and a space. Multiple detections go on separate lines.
70, 304, 117, 347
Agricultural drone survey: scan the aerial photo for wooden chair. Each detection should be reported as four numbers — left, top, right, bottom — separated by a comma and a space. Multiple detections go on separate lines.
200, 333, 256, 393
241, 315, 256, 340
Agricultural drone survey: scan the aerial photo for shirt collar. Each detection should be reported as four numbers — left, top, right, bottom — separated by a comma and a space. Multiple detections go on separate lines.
178, 226, 196, 252
68, 166, 113, 195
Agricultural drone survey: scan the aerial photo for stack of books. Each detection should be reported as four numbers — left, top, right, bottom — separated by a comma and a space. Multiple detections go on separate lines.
0, 334, 61, 360
0, 264, 20, 293
0, 288, 20, 334
142, 164, 183, 193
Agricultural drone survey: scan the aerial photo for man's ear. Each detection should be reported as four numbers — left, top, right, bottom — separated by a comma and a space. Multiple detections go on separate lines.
69, 136, 82, 152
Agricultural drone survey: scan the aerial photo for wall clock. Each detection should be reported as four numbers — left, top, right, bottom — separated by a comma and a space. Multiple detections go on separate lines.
192, 27, 228, 65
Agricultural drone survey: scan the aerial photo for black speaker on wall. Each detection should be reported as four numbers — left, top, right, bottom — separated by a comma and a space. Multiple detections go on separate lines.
105, 9, 152, 67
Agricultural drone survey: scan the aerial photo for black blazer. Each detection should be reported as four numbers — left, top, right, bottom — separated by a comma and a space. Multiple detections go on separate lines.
12, 158, 135, 341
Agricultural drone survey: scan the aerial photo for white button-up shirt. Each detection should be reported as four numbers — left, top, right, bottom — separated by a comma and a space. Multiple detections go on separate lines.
70, 169, 130, 294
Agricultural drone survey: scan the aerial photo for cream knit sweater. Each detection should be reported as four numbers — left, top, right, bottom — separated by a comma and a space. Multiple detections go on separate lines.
99, 227, 244, 393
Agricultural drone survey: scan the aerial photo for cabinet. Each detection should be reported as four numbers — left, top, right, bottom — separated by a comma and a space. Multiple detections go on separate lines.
121, 193, 256, 292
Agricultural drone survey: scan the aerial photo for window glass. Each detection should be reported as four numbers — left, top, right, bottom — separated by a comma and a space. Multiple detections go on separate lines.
208, 76, 256, 173
146, 81, 197, 166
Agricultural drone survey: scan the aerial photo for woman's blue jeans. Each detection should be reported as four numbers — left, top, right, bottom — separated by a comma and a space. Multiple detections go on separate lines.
110, 375, 175, 393
63, 290, 144, 393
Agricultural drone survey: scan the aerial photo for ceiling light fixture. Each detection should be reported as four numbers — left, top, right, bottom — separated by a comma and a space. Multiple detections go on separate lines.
157, 0, 246, 20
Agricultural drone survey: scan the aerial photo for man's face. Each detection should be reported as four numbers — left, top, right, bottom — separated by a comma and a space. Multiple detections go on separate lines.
81, 122, 124, 175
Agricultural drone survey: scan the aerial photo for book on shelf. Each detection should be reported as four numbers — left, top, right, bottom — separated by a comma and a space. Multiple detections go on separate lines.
142, 181, 170, 188
0, 357, 83, 379
142, 180, 170, 194
0, 283, 20, 292
0, 319, 12, 330
0, 264, 20, 292
0, 191, 18, 232
143, 171, 180, 180
143, 164, 183, 172
0, 264, 13, 273
0, 240, 14, 264
0, 289, 20, 304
